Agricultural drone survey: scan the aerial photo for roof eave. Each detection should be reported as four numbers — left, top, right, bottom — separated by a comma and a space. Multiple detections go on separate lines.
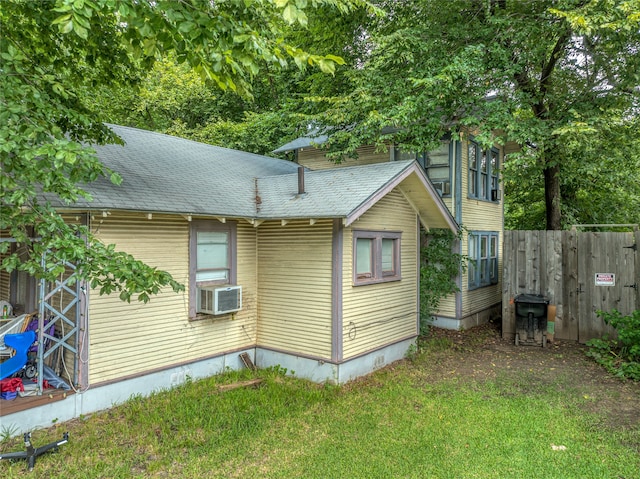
344, 162, 458, 232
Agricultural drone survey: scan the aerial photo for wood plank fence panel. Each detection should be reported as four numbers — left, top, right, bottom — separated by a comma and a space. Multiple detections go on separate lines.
560, 230, 579, 341
501, 229, 515, 338
503, 230, 637, 344
578, 232, 637, 342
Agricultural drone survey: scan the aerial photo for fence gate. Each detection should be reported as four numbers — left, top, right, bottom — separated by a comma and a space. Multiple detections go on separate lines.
576, 232, 638, 342
503, 230, 639, 343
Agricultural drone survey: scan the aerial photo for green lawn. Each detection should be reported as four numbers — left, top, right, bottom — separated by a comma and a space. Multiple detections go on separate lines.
1, 335, 639, 478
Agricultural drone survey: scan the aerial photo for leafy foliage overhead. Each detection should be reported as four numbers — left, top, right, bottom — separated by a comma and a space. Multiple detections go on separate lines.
0, 0, 369, 301
307, 0, 640, 229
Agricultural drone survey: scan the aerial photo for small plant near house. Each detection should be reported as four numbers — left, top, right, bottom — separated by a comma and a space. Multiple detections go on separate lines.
586, 309, 640, 380
419, 228, 467, 336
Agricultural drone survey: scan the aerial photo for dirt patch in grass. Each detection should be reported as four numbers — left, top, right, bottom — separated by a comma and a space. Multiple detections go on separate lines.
419, 320, 640, 431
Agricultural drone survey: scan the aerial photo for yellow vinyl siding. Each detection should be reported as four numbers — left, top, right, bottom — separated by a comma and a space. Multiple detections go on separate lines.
342, 189, 418, 358
298, 145, 390, 170
88, 213, 258, 384
458, 137, 504, 317
434, 292, 457, 318
257, 220, 334, 358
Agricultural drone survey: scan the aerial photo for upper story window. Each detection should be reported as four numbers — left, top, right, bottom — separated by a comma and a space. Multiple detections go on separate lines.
468, 231, 499, 289
353, 230, 401, 285
393, 141, 451, 197
189, 220, 237, 317
468, 140, 500, 202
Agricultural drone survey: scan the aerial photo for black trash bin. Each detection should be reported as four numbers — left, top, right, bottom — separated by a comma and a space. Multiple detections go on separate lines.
514, 293, 549, 347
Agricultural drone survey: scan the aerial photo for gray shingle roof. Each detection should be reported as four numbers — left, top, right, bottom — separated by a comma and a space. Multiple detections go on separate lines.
257, 161, 457, 230
257, 161, 410, 220
47, 125, 456, 230
272, 135, 328, 154
54, 124, 300, 217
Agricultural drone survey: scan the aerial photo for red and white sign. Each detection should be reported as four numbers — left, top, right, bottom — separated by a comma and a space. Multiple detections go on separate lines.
595, 273, 615, 286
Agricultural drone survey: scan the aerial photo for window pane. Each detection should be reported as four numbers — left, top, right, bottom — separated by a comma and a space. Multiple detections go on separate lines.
490, 236, 498, 257
480, 235, 488, 282
470, 172, 477, 196
491, 150, 499, 171
468, 235, 477, 287
396, 148, 418, 161
469, 235, 477, 256
468, 144, 477, 169
197, 270, 228, 282
356, 238, 373, 276
381, 238, 395, 273
197, 231, 228, 269
196, 230, 229, 282
481, 151, 487, 172
426, 143, 449, 166
428, 166, 449, 181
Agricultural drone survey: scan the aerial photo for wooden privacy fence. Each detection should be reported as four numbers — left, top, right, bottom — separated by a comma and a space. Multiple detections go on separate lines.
502, 230, 639, 343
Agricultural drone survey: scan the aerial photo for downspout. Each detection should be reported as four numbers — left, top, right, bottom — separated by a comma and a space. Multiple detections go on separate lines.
454, 136, 463, 323
451, 139, 456, 221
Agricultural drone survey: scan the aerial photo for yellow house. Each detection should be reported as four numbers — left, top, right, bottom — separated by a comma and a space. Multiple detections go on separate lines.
0, 125, 456, 434
274, 130, 506, 330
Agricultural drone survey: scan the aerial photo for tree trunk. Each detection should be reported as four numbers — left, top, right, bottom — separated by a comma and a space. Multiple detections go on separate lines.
544, 162, 562, 230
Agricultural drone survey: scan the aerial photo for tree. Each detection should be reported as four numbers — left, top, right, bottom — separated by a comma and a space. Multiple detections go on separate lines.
85, 4, 374, 156
0, 0, 367, 301
307, 0, 640, 229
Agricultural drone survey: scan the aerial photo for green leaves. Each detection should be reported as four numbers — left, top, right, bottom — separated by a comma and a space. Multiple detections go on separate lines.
420, 228, 467, 334
587, 309, 640, 380
1, 0, 365, 303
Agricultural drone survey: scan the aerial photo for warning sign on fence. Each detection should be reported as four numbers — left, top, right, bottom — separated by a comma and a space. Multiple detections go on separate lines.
595, 273, 615, 286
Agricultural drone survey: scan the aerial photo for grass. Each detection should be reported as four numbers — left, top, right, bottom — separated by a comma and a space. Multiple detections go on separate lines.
1, 344, 639, 478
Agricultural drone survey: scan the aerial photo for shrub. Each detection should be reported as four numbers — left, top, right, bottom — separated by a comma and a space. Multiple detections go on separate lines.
586, 309, 640, 380
419, 228, 467, 335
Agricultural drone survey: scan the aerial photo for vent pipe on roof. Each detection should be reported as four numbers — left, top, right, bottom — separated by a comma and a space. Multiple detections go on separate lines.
298, 166, 305, 195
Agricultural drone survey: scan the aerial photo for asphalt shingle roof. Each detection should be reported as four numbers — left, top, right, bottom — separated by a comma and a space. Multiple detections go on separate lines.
47, 125, 456, 230
59, 124, 300, 217
272, 134, 328, 154
257, 161, 414, 220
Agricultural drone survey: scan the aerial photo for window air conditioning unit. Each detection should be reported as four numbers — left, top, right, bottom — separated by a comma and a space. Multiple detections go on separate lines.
197, 286, 242, 315
491, 189, 502, 201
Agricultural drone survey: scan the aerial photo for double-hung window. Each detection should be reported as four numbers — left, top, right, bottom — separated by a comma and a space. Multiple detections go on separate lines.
468, 231, 499, 289
424, 142, 451, 196
189, 220, 237, 317
468, 139, 500, 202
393, 141, 452, 197
353, 230, 401, 285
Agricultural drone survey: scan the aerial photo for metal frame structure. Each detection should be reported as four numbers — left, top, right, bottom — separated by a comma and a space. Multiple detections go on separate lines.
35, 256, 83, 394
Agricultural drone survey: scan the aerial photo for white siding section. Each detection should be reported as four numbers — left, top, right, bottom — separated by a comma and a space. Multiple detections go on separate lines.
257, 220, 334, 358
342, 189, 419, 359
88, 213, 258, 384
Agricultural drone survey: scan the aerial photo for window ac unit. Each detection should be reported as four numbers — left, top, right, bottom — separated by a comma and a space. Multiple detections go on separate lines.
197, 286, 242, 315
491, 189, 502, 201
